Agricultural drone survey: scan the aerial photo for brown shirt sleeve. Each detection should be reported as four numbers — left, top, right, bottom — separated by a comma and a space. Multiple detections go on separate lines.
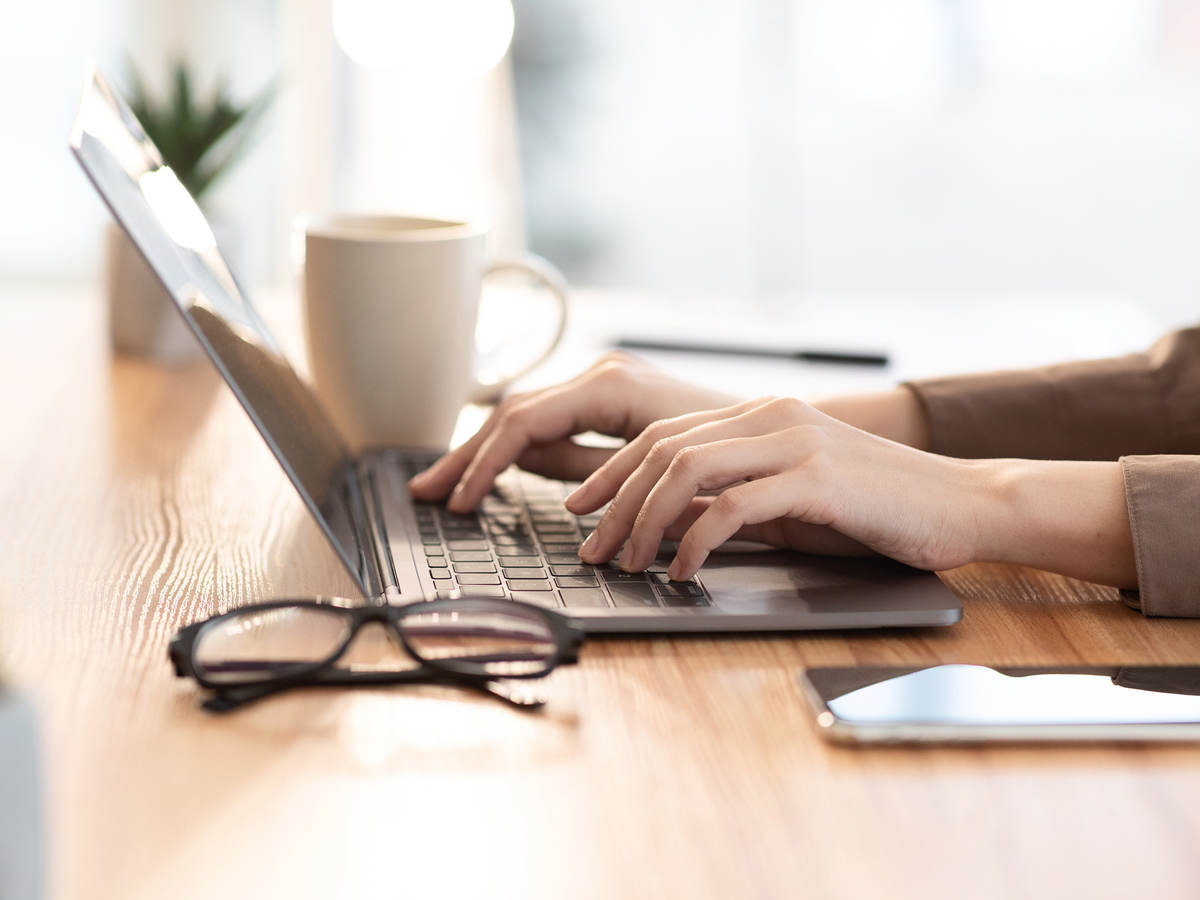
1118, 455, 1200, 617
903, 326, 1200, 616
903, 326, 1200, 461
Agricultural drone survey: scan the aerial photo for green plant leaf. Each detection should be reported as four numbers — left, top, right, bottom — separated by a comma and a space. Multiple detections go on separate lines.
121, 58, 276, 203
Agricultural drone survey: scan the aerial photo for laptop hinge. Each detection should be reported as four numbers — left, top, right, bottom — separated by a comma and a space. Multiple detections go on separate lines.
340, 463, 385, 602
353, 461, 397, 605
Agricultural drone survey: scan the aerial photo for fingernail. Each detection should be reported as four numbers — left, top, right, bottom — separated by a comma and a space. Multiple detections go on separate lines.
579, 532, 597, 559
617, 543, 636, 572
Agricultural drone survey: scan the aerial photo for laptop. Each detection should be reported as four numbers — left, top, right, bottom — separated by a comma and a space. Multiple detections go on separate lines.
69, 65, 961, 634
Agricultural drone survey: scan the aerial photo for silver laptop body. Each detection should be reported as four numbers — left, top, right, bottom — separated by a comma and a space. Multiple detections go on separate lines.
69, 65, 961, 634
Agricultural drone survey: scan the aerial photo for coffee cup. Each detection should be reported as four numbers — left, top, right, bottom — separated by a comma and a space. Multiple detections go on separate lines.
302, 214, 568, 450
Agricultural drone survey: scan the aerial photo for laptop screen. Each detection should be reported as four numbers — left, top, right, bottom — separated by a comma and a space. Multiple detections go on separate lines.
68, 65, 372, 597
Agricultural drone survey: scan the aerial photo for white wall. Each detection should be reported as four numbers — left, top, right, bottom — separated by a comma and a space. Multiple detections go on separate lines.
523, 0, 1200, 322
5, 0, 1200, 328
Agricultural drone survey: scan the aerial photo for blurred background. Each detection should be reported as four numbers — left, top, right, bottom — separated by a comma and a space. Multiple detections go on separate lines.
5, 0, 1200, 321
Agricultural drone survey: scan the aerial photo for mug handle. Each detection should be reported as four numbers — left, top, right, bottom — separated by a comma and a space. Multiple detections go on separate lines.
471, 254, 570, 404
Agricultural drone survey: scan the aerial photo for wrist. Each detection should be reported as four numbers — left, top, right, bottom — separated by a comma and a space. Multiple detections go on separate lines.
814, 387, 931, 450
969, 458, 1032, 566
968, 458, 1136, 587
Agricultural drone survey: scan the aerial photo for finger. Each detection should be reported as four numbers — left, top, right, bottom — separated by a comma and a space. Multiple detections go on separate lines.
668, 474, 810, 580
662, 497, 714, 541
622, 432, 800, 571
515, 439, 617, 482
407, 399, 516, 500
582, 406, 801, 565
565, 397, 766, 514
449, 374, 625, 511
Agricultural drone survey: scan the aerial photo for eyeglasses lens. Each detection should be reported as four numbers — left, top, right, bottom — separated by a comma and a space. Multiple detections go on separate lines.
193, 605, 353, 684
401, 605, 557, 677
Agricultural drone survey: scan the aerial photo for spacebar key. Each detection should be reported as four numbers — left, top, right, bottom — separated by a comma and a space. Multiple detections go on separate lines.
607, 583, 658, 608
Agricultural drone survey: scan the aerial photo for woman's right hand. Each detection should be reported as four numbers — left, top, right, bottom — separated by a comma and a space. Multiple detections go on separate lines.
408, 353, 741, 512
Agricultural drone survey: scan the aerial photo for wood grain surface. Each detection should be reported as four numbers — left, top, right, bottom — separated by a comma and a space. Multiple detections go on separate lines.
2, 291, 1199, 900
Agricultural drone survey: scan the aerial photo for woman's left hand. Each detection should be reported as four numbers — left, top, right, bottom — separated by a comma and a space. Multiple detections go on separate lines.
566, 396, 991, 580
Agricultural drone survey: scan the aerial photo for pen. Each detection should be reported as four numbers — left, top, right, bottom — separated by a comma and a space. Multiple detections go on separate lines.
614, 338, 889, 367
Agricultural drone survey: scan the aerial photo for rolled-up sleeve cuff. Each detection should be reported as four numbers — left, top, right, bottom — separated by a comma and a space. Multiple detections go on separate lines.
1120, 455, 1200, 617
903, 353, 1168, 461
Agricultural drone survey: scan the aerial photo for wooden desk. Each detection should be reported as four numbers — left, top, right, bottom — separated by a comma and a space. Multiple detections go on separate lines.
3, 289, 1199, 900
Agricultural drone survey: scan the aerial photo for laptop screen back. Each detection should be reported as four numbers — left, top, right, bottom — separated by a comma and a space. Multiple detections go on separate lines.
68, 65, 372, 596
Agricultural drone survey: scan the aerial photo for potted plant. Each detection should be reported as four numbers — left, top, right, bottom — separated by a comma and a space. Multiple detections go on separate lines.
106, 60, 274, 362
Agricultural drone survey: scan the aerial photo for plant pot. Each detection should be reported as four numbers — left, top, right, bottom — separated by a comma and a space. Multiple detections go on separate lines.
105, 223, 204, 364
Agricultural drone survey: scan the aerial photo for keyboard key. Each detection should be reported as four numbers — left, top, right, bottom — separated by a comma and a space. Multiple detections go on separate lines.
554, 576, 599, 588
485, 514, 521, 526
495, 544, 538, 556
427, 557, 449, 568
447, 540, 489, 551
658, 589, 710, 607
549, 565, 593, 577
438, 511, 481, 527
442, 529, 485, 541
559, 588, 610, 608
608, 583, 659, 607
506, 578, 552, 591
650, 575, 704, 595
511, 590, 559, 608
535, 523, 576, 535
455, 573, 501, 586
546, 552, 584, 565
492, 534, 531, 546
489, 525, 529, 538
424, 546, 445, 557
542, 542, 581, 553
450, 550, 492, 562
599, 568, 651, 583
452, 562, 497, 574
430, 569, 453, 580
503, 567, 545, 580
455, 586, 507, 599
498, 556, 542, 568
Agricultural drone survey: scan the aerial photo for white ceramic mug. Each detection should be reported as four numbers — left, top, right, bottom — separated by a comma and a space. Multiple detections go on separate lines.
302, 214, 568, 450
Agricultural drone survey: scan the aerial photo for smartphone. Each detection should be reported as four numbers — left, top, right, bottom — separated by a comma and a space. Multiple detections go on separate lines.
798, 664, 1200, 744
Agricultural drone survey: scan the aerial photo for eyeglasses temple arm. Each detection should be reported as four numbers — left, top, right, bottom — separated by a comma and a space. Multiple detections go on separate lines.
201, 669, 546, 713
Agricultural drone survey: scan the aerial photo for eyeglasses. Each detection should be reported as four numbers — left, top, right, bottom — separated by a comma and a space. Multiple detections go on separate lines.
169, 597, 585, 712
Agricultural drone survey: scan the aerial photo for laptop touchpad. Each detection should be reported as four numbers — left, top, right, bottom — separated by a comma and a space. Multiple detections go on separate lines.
699, 546, 949, 615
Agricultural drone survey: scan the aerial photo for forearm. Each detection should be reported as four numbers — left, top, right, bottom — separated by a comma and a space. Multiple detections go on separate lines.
814, 387, 931, 450
973, 459, 1136, 588
803, 392, 1135, 586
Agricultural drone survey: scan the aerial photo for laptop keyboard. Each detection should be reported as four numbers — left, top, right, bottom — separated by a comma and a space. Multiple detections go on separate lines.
393, 451, 710, 610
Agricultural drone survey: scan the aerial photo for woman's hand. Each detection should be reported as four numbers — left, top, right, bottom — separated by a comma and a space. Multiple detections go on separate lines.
566, 396, 990, 580
408, 353, 741, 511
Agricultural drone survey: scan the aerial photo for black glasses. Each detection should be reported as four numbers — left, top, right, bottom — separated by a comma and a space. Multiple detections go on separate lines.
169, 597, 585, 712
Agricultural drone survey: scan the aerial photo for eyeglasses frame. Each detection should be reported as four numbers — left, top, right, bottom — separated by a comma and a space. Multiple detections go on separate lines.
169, 596, 585, 712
